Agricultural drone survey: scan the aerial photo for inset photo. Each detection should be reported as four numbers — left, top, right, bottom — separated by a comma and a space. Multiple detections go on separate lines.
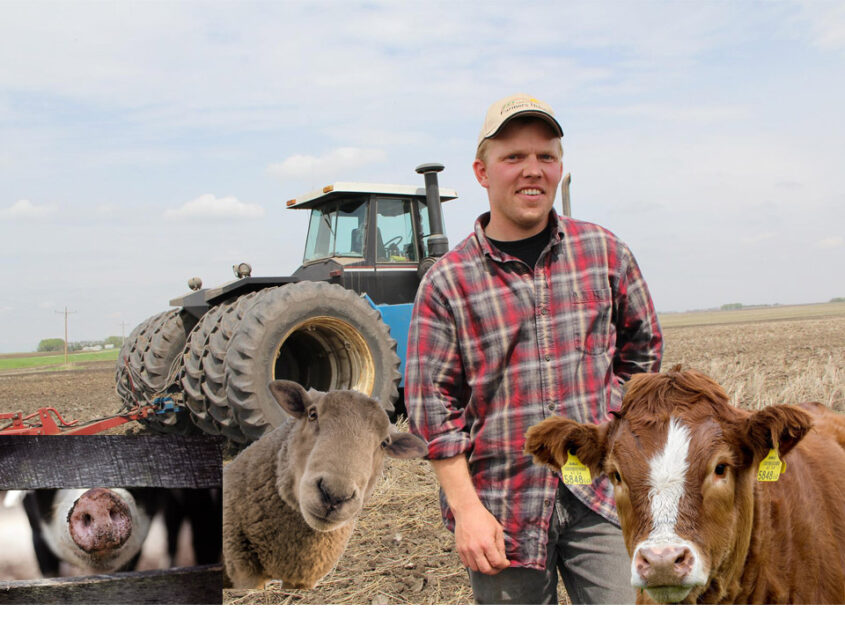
0, 436, 222, 605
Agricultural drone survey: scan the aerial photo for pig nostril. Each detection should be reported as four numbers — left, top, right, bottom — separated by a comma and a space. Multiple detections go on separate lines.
82, 513, 92, 527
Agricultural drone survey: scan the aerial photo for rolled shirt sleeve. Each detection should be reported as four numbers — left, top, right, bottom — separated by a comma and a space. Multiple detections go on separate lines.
406, 278, 473, 460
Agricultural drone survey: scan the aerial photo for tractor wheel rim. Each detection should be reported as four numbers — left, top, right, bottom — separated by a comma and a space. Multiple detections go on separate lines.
273, 316, 376, 395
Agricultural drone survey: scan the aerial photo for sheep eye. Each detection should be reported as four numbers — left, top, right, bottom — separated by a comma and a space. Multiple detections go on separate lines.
714, 463, 728, 476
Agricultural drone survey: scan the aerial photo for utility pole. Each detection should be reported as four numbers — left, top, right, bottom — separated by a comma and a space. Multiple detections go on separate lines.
55, 306, 77, 365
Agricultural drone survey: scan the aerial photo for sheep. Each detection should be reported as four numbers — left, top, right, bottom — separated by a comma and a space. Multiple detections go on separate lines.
222, 380, 428, 589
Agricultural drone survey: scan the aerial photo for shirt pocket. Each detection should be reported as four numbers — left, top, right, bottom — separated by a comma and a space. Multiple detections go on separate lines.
574, 288, 613, 355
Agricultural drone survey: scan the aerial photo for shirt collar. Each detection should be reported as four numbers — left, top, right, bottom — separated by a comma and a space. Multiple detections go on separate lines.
474, 209, 564, 261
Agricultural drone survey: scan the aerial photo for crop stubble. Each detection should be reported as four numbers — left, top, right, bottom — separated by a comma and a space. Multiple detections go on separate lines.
0, 311, 842, 604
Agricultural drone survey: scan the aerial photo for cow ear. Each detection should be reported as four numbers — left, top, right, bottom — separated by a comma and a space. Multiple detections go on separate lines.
742, 405, 813, 460
268, 380, 313, 418
524, 416, 607, 476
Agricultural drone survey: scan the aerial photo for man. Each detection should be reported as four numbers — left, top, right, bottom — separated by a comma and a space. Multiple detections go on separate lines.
405, 94, 663, 604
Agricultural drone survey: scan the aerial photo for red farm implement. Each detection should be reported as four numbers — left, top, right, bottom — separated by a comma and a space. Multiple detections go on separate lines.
0, 398, 180, 436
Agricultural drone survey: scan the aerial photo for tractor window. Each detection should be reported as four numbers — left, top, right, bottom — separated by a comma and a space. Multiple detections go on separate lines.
416, 200, 432, 260
375, 198, 418, 263
303, 198, 368, 262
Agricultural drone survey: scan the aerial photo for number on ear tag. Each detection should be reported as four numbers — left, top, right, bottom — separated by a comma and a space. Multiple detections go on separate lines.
562, 450, 592, 485
757, 448, 786, 482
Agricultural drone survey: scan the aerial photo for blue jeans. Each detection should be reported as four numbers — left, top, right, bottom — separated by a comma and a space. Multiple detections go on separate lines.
468, 483, 635, 604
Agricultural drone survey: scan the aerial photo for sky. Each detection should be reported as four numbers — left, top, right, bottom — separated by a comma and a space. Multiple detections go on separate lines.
1, 0, 844, 353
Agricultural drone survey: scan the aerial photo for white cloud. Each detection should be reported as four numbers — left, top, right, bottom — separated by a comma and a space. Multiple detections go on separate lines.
817, 236, 844, 249
163, 194, 264, 221
741, 232, 777, 245
267, 147, 387, 182
804, 3, 845, 50
593, 103, 749, 123
0, 199, 57, 219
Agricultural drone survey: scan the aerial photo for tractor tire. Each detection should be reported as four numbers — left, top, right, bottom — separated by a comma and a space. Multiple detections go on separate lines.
116, 309, 196, 434
181, 301, 231, 435
201, 290, 272, 443
115, 315, 157, 407
225, 281, 401, 441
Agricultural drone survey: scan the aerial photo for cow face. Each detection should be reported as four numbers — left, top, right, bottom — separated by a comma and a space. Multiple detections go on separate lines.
524, 367, 813, 604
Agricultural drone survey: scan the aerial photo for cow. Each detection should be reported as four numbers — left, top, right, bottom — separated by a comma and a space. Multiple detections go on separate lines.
524, 366, 845, 604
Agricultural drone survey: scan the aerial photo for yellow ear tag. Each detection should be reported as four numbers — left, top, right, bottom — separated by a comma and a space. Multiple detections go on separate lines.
562, 450, 592, 485
757, 447, 786, 482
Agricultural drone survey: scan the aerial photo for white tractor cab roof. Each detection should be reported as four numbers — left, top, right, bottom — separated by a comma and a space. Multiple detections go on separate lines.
286, 182, 458, 209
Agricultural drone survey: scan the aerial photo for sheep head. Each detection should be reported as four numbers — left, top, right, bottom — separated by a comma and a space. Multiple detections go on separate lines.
269, 380, 426, 532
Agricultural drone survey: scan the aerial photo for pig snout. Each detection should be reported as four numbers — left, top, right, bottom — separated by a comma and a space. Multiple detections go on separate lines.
67, 488, 133, 554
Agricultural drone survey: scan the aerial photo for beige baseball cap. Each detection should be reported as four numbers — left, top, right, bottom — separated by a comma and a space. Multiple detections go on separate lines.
477, 93, 564, 147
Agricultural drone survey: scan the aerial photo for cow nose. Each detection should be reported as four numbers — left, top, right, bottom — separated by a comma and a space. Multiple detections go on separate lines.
316, 478, 356, 513
68, 488, 132, 554
635, 544, 695, 586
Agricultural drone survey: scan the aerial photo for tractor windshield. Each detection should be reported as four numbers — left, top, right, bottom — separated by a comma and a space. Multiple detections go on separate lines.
303, 197, 368, 262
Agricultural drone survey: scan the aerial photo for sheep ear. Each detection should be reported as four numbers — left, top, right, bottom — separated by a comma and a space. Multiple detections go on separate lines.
383, 430, 428, 459
269, 380, 313, 417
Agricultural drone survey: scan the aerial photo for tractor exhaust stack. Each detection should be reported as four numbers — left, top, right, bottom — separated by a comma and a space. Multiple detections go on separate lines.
416, 163, 449, 258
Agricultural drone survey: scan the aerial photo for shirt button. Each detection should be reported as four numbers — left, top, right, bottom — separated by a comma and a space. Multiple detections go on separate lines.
544, 354, 552, 362
540, 307, 549, 316
548, 403, 556, 411
543, 500, 551, 508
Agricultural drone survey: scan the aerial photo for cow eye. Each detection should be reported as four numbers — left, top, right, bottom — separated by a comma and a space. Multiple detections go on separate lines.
380, 437, 391, 449
714, 463, 728, 477
307, 408, 318, 422
611, 471, 622, 485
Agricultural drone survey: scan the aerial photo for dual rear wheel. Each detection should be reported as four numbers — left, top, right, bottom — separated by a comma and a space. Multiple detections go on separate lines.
115, 282, 401, 442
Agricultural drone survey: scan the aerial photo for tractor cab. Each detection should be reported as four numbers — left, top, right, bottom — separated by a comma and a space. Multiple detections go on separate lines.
286, 167, 457, 305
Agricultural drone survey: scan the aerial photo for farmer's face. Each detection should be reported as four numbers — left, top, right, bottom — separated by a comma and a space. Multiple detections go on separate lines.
473, 118, 563, 241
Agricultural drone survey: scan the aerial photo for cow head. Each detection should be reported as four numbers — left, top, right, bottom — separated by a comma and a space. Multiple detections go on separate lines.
524, 366, 813, 604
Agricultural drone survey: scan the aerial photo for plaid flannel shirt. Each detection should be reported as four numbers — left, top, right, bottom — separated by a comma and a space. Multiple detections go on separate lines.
405, 210, 663, 570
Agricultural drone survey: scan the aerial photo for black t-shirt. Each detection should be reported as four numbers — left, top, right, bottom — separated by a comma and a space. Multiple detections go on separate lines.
487, 222, 551, 269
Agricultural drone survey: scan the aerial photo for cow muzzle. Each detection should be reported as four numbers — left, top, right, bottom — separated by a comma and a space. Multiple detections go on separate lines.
631, 538, 706, 603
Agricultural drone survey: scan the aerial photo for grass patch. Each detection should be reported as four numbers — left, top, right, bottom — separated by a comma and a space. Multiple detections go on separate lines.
0, 348, 119, 371
659, 302, 845, 329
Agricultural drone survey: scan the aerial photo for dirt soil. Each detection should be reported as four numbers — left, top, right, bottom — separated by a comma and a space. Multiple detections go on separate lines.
0, 360, 470, 604
0, 361, 136, 433
1, 314, 841, 604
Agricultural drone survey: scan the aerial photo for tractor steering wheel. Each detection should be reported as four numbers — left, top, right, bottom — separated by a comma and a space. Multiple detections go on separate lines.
384, 235, 403, 250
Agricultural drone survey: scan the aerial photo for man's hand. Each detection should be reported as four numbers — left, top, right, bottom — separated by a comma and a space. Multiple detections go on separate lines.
431, 456, 511, 575
454, 501, 510, 574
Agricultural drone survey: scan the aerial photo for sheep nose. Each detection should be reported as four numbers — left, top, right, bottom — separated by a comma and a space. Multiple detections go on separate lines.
316, 478, 355, 513
635, 544, 695, 586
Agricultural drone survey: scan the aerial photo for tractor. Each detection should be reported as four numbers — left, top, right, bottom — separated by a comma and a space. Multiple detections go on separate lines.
114, 164, 457, 443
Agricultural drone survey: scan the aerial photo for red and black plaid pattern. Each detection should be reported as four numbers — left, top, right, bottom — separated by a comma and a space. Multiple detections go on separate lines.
405, 211, 663, 569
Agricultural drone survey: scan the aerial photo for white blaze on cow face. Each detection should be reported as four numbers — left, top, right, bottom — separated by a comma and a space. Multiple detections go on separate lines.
631, 418, 708, 603
648, 418, 691, 536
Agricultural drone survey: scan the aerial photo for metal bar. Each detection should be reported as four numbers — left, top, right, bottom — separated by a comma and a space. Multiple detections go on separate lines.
0, 405, 157, 436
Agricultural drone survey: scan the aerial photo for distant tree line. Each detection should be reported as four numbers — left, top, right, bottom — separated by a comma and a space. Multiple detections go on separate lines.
36, 336, 122, 353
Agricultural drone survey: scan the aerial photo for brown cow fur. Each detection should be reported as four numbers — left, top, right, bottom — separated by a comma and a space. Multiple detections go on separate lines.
525, 366, 845, 604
